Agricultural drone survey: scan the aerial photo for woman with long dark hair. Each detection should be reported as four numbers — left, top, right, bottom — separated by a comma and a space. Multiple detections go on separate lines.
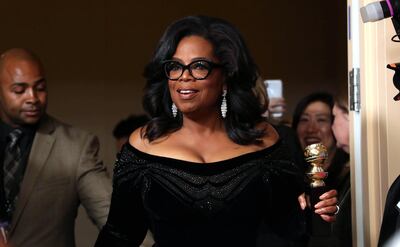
95, 16, 338, 247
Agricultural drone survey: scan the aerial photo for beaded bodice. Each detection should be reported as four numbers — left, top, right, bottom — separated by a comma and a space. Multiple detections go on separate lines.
95, 140, 306, 247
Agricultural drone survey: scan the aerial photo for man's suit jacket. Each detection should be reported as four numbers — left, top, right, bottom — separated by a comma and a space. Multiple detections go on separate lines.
8, 115, 112, 247
379, 175, 400, 246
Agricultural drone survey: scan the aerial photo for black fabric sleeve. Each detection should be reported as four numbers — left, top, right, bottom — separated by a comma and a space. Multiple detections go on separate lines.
94, 149, 149, 247
263, 158, 308, 245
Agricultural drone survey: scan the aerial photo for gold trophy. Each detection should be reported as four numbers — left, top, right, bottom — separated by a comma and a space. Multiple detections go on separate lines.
304, 143, 328, 189
304, 143, 331, 235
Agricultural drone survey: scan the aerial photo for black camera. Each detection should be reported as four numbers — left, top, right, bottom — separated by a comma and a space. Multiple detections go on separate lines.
361, 0, 400, 41
361, 1, 400, 101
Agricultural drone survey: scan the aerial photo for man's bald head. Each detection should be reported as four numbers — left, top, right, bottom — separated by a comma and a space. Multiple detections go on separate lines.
0, 48, 44, 76
0, 48, 48, 127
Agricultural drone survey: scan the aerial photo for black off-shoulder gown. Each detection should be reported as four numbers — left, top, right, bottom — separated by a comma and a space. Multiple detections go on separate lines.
95, 140, 307, 247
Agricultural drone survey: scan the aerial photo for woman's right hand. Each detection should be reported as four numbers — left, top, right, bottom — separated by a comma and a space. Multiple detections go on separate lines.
298, 189, 339, 223
268, 97, 286, 118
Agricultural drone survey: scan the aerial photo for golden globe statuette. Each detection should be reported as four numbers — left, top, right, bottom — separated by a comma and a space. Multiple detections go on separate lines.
305, 143, 328, 191
304, 143, 331, 236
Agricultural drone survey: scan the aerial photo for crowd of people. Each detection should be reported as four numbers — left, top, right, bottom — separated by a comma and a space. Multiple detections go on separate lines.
0, 14, 396, 247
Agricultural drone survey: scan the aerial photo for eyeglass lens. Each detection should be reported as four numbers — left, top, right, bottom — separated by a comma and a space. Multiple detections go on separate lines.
164, 60, 212, 80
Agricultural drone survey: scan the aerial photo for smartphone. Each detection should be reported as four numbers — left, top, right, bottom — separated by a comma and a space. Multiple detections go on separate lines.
264, 79, 283, 118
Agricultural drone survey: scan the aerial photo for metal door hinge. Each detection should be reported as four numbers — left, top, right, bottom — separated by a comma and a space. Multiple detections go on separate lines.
349, 68, 360, 112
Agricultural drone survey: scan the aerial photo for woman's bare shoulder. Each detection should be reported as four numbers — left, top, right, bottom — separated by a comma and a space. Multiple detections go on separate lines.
129, 127, 149, 151
128, 126, 170, 154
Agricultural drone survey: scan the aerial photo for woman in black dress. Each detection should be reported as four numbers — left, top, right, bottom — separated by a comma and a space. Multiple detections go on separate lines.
95, 16, 338, 247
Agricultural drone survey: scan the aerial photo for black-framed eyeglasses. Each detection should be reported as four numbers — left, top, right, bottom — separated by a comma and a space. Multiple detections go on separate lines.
162, 59, 222, 80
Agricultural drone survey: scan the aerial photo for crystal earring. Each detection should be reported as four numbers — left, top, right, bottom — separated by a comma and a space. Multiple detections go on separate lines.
172, 103, 177, 118
221, 89, 227, 118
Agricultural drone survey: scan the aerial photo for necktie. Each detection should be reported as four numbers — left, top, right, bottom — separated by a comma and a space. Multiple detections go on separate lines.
3, 129, 23, 211
0, 129, 22, 244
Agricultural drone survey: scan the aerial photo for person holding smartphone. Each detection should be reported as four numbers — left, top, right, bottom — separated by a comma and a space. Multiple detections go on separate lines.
264, 80, 287, 125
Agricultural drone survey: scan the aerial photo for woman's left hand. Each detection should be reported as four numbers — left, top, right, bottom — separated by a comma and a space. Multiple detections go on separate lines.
314, 189, 338, 222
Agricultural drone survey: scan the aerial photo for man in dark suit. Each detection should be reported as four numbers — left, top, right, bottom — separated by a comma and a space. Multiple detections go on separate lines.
378, 176, 400, 246
0, 48, 111, 247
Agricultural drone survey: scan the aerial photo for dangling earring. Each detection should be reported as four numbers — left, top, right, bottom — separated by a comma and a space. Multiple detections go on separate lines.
172, 103, 177, 118
221, 89, 227, 118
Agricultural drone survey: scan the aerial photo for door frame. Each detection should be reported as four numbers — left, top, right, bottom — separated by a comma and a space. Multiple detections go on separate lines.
348, 0, 400, 246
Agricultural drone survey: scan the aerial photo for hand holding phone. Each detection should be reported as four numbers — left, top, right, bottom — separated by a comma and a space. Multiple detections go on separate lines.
264, 79, 285, 119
